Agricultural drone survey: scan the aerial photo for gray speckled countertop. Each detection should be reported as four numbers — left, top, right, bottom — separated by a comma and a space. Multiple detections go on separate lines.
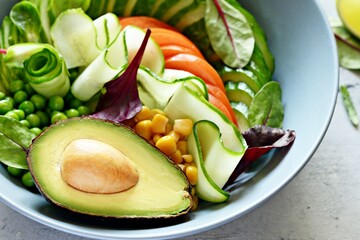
2, 0, 360, 239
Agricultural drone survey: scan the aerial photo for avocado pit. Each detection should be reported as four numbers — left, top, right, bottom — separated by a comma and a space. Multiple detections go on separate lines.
60, 138, 139, 194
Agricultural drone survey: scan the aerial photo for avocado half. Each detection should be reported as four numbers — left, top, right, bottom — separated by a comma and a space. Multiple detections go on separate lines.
27, 117, 192, 219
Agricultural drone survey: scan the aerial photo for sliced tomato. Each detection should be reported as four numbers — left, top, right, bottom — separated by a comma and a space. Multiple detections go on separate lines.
150, 28, 204, 59
165, 53, 226, 93
119, 16, 178, 31
207, 84, 238, 125
161, 45, 205, 60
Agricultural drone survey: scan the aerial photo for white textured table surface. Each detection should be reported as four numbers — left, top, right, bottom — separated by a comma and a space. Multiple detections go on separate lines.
1, 0, 360, 239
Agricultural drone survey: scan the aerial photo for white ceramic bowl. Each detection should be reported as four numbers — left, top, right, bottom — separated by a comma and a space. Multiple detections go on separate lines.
0, 0, 338, 239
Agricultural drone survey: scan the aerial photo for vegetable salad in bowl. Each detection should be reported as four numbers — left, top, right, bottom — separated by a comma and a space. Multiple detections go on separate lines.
4, 0, 339, 238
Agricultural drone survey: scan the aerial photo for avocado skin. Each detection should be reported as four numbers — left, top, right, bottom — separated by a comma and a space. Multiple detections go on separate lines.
27, 117, 193, 220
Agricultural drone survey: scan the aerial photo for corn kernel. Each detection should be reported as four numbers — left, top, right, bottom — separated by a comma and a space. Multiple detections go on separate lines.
152, 134, 162, 143
182, 154, 193, 163
134, 106, 152, 122
170, 149, 183, 164
186, 166, 198, 185
150, 108, 165, 117
177, 140, 187, 154
167, 130, 180, 142
174, 119, 193, 136
134, 120, 152, 140
155, 135, 177, 155
151, 114, 169, 134
165, 122, 173, 134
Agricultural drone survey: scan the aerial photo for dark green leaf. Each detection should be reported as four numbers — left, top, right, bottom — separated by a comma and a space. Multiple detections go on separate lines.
340, 85, 359, 128
0, 133, 28, 169
248, 81, 284, 128
0, 116, 36, 149
204, 0, 254, 68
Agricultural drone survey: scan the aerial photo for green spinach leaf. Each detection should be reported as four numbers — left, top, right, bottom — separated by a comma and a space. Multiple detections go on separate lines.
204, 0, 254, 68
248, 81, 284, 128
0, 133, 28, 169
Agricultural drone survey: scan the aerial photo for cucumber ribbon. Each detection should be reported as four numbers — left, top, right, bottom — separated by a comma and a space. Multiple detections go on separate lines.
24, 47, 70, 98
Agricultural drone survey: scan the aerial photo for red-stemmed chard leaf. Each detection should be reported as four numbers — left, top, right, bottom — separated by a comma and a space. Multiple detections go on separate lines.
204, 0, 254, 68
91, 29, 151, 123
224, 125, 296, 188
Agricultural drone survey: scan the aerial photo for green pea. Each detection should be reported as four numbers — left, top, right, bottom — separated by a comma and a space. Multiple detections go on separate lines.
51, 112, 67, 124
64, 91, 75, 104
26, 113, 41, 128
50, 110, 60, 118
48, 96, 64, 111
7, 166, 24, 177
22, 171, 35, 188
13, 90, 28, 104
78, 105, 91, 116
24, 83, 35, 95
0, 91, 5, 100
12, 109, 25, 120
36, 111, 50, 127
30, 94, 47, 110
0, 99, 14, 115
30, 127, 42, 135
3, 96, 15, 106
9, 80, 24, 93
65, 109, 80, 118
19, 100, 35, 115
20, 119, 30, 128
4, 111, 19, 120
69, 98, 83, 109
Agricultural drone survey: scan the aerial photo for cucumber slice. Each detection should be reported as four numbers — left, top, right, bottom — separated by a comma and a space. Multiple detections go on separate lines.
238, 6, 275, 75
188, 121, 230, 203
50, 8, 101, 69
93, 13, 122, 50
150, 0, 166, 16
175, 1, 206, 31
137, 67, 207, 109
71, 25, 165, 101
3, 43, 48, 68
164, 86, 247, 202
71, 30, 127, 101
123, 26, 164, 75
220, 66, 261, 93
162, 0, 194, 23
124, 0, 138, 17
233, 108, 249, 132
131, 0, 158, 16
225, 81, 254, 107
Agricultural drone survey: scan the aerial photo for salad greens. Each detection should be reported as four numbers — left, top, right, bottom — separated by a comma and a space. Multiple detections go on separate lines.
0, 115, 36, 169
204, 0, 254, 68
0, 0, 295, 205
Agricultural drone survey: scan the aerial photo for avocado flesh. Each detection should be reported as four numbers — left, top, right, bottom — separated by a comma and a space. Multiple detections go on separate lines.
27, 117, 192, 218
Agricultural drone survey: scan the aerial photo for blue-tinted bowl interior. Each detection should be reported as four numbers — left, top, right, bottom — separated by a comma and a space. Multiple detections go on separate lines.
0, 0, 338, 239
